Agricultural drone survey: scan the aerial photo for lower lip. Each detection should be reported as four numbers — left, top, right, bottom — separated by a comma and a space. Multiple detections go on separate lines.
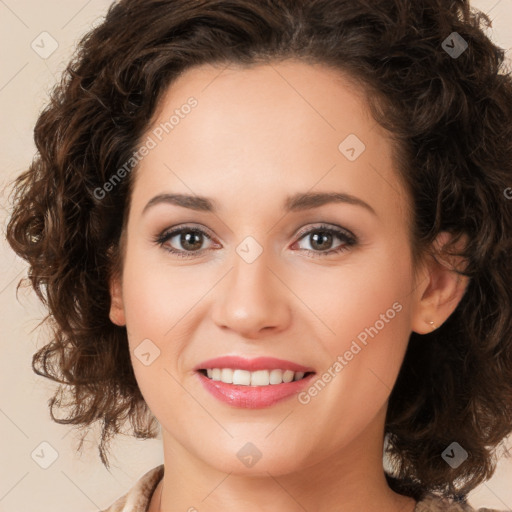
196, 371, 315, 408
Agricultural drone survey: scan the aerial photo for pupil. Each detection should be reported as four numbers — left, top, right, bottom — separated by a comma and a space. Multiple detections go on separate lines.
182, 232, 202, 250
311, 232, 332, 250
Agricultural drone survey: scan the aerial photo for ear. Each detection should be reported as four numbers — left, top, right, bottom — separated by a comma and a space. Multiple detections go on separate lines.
411, 231, 470, 334
108, 269, 126, 327
108, 243, 126, 327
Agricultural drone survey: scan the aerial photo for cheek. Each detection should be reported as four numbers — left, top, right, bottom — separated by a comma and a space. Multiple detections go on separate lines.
326, 267, 410, 364
121, 246, 208, 338
297, 246, 412, 356
293, 248, 413, 422
119, 249, 189, 407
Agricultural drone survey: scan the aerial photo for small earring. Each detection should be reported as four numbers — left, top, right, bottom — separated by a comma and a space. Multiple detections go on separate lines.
429, 320, 437, 331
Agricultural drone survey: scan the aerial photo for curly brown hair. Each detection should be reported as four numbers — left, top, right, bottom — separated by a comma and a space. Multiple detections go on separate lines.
5, 0, 512, 502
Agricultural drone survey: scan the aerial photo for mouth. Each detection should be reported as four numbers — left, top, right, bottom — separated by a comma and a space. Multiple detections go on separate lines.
194, 356, 316, 408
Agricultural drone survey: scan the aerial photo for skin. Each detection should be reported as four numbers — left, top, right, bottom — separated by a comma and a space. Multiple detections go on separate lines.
109, 60, 469, 512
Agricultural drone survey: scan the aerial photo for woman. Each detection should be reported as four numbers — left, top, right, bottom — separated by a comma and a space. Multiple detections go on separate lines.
6, 0, 512, 511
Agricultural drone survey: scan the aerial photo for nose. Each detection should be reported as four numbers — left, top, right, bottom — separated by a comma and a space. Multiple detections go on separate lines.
210, 249, 292, 339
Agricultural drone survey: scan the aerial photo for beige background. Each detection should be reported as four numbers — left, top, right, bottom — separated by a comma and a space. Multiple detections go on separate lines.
0, 1, 511, 511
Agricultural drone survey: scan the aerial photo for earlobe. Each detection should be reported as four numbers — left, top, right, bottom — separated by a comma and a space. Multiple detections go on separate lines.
108, 273, 126, 326
411, 232, 470, 335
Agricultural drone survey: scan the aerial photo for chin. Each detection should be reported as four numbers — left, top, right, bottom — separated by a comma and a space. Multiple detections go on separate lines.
210, 453, 305, 477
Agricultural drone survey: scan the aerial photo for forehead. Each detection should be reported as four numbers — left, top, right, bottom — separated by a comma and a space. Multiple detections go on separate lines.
130, 60, 409, 226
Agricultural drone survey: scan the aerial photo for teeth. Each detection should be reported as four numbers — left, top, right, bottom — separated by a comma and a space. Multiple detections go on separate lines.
269, 369, 283, 384
221, 368, 234, 384
203, 368, 308, 386
233, 369, 251, 385
282, 370, 294, 383
251, 370, 269, 386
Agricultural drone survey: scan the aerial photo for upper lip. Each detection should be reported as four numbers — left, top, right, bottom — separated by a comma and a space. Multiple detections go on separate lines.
194, 356, 315, 373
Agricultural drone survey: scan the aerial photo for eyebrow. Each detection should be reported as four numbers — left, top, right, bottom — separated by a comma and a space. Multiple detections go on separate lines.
142, 191, 376, 216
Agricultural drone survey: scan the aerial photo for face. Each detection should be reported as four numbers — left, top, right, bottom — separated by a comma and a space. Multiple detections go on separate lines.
110, 60, 427, 476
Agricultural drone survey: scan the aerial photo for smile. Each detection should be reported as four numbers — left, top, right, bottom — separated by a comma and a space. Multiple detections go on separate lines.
194, 356, 316, 408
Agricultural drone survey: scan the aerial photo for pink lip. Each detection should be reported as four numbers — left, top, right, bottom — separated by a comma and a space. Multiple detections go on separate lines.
194, 356, 314, 373
194, 356, 316, 409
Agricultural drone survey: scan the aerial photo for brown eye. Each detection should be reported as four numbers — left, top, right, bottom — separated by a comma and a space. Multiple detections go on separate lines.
293, 224, 357, 257
304, 230, 335, 251
155, 226, 214, 258
175, 231, 204, 251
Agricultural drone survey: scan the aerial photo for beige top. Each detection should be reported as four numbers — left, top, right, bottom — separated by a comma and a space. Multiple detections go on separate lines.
101, 465, 503, 512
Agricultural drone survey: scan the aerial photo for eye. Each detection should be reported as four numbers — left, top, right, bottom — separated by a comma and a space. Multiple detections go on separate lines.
154, 225, 216, 259
292, 223, 357, 257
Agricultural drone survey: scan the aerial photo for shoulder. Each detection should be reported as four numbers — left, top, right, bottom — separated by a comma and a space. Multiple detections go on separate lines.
101, 465, 164, 512
415, 493, 504, 512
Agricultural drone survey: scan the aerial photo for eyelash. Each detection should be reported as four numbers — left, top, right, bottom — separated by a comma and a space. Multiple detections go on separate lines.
154, 223, 357, 260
